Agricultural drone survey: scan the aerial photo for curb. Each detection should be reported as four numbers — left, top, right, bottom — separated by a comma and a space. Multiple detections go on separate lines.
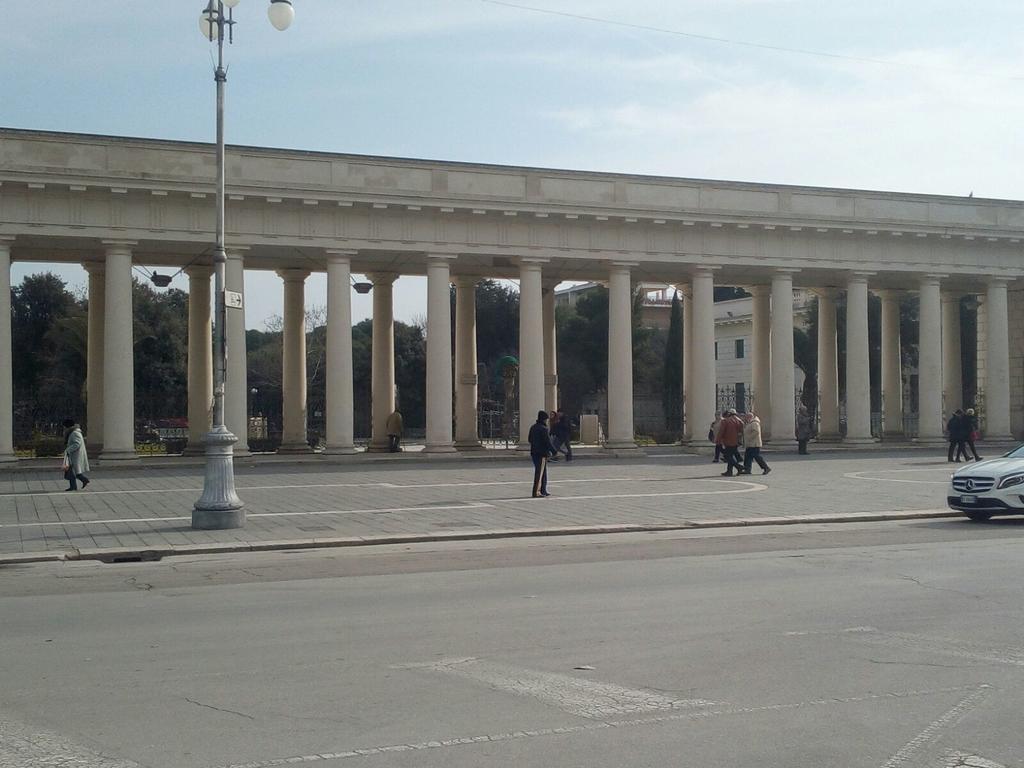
0, 508, 960, 565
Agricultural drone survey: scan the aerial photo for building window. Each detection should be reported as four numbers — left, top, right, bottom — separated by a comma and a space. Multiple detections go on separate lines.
714, 341, 719, 361
735, 339, 745, 359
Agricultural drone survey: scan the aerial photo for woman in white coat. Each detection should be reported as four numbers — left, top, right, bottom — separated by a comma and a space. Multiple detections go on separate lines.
62, 418, 90, 491
740, 412, 771, 475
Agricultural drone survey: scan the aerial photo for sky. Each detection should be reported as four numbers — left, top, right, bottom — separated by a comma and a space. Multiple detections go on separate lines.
4, 0, 1022, 328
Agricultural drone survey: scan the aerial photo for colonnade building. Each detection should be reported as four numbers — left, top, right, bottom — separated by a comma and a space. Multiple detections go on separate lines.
0, 128, 1022, 463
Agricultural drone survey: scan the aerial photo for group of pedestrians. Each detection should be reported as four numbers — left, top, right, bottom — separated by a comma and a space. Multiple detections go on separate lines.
947, 408, 982, 462
711, 409, 771, 477
528, 409, 575, 498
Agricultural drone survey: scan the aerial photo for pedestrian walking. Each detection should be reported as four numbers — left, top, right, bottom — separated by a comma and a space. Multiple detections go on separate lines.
740, 412, 771, 475
710, 414, 725, 462
61, 418, 90, 492
964, 408, 982, 461
796, 405, 814, 455
551, 409, 573, 461
547, 411, 561, 461
386, 408, 403, 452
716, 409, 745, 476
528, 410, 557, 497
946, 409, 968, 462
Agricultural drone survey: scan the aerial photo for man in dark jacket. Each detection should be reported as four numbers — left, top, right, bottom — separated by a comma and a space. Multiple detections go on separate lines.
947, 409, 968, 462
528, 410, 557, 498
551, 409, 573, 461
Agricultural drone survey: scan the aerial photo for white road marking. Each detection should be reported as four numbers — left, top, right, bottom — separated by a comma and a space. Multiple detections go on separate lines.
845, 469, 953, 485
881, 686, 990, 767
847, 629, 1024, 667
425, 658, 714, 719
942, 752, 1007, 768
201, 685, 982, 768
0, 476, 688, 499
0, 502, 495, 528
0, 710, 143, 767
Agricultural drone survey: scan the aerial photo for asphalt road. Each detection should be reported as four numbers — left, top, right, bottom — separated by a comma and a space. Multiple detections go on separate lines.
3, 519, 1023, 767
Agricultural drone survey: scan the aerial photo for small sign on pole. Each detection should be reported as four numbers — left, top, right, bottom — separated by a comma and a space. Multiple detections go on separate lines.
225, 290, 243, 310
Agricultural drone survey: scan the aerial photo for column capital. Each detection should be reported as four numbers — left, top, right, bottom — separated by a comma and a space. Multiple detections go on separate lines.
366, 271, 398, 285
940, 290, 963, 303
920, 273, 948, 285
82, 260, 106, 276
773, 268, 801, 276
225, 246, 250, 262
746, 285, 770, 297
454, 274, 479, 289
811, 286, 841, 300
985, 276, 1014, 286
185, 265, 214, 280
425, 252, 458, 262
874, 288, 904, 300
276, 268, 310, 283
0, 235, 16, 249
102, 239, 137, 255
325, 249, 357, 264
847, 271, 874, 284
518, 257, 549, 269
541, 277, 561, 291
690, 266, 720, 279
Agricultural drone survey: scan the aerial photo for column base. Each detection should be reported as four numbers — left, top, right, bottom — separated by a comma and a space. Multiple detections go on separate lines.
98, 449, 140, 464
981, 434, 1015, 442
454, 440, 486, 451
913, 436, 948, 446
424, 443, 457, 453
277, 442, 314, 454
192, 508, 246, 530
182, 442, 206, 456
768, 438, 800, 449
367, 440, 396, 453
815, 433, 843, 443
233, 447, 252, 457
323, 445, 358, 455
881, 431, 906, 441
0, 453, 17, 465
604, 440, 641, 450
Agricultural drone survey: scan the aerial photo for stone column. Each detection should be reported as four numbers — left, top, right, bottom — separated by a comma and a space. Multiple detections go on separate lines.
844, 273, 874, 443
878, 289, 903, 439
770, 271, 797, 445
542, 280, 559, 412
83, 261, 106, 454
518, 260, 546, 445
0, 239, 14, 463
454, 276, 482, 450
816, 288, 841, 440
681, 285, 693, 441
985, 279, 1013, 439
224, 250, 250, 454
606, 264, 638, 450
100, 242, 139, 462
917, 276, 944, 442
425, 255, 456, 453
689, 269, 717, 446
942, 292, 963, 414
750, 285, 772, 439
324, 250, 356, 454
277, 268, 311, 453
184, 266, 214, 455
368, 272, 397, 451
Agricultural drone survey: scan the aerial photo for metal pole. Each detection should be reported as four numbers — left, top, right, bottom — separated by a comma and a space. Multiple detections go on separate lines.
194, 1, 243, 528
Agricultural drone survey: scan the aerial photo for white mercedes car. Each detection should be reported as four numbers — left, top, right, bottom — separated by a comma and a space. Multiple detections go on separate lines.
947, 444, 1024, 521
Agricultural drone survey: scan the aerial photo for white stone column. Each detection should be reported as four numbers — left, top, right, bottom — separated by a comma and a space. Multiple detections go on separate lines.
278, 268, 311, 453
606, 263, 638, 450
878, 289, 903, 439
83, 261, 106, 454
689, 269, 717, 445
425, 255, 456, 453
844, 273, 874, 443
368, 272, 397, 451
749, 285, 772, 439
942, 292, 963, 414
770, 271, 797, 445
681, 285, 693, 441
454, 276, 482, 450
518, 260, 546, 445
816, 288, 841, 440
984, 279, 1013, 439
184, 266, 214, 455
324, 250, 355, 454
224, 250, 249, 454
0, 239, 15, 463
542, 280, 559, 412
100, 242, 138, 462
917, 276, 944, 442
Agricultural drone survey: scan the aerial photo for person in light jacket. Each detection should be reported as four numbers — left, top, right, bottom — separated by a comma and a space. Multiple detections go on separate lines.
62, 418, 90, 491
740, 412, 771, 475
385, 408, 403, 452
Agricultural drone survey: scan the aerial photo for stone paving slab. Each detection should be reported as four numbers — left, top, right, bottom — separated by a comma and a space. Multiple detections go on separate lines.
0, 449, 998, 563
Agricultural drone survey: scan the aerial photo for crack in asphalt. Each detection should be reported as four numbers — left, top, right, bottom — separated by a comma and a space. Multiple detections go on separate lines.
183, 697, 256, 721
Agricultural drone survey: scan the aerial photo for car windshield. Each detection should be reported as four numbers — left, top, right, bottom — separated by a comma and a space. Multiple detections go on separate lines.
1004, 444, 1024, 458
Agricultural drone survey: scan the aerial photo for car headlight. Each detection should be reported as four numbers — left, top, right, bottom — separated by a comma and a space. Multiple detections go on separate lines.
997, 474, 1024, 489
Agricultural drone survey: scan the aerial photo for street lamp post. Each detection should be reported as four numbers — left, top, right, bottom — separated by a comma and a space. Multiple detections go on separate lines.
193, 0, 294, 530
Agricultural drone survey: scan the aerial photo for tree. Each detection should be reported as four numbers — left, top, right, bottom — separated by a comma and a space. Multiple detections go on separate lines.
662, 290, 683, 432
133, 280, 188, 424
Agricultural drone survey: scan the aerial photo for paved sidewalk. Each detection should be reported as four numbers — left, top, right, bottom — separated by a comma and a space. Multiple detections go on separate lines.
0, 448, 975, 563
